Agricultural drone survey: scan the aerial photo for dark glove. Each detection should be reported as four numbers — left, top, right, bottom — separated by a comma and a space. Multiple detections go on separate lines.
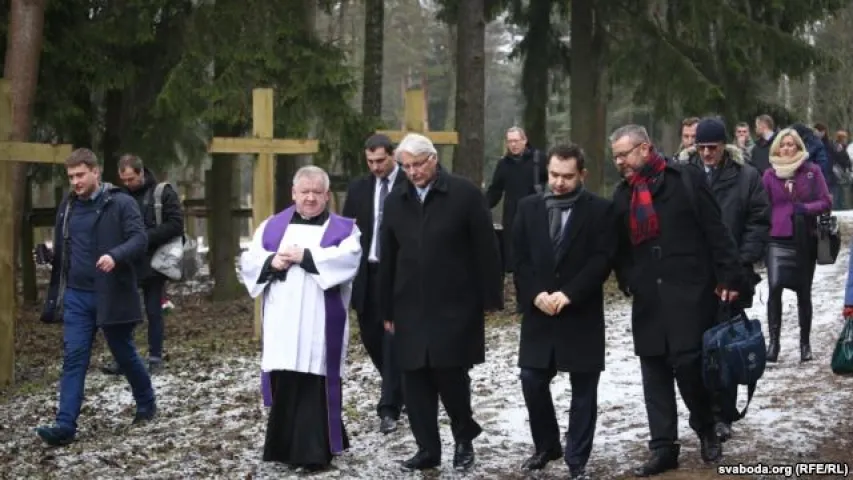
843, 305, 853, 318
793, 203, 808, 214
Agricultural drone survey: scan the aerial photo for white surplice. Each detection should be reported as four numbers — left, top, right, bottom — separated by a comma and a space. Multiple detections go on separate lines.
239, 217, 362, 377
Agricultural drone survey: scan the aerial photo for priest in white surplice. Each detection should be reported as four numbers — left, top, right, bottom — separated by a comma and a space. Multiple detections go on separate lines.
239, 165, 362, 472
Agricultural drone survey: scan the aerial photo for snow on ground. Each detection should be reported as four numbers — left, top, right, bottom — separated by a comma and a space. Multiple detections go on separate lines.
4, 223, 853, 479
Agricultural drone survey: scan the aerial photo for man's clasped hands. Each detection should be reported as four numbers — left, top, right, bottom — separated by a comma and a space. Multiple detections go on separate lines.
271, 245, 305, 271
533, 291, 571, 316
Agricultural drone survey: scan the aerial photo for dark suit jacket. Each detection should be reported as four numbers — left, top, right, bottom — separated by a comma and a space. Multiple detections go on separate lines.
512, 190, 615, 372
341, 166, 407, 314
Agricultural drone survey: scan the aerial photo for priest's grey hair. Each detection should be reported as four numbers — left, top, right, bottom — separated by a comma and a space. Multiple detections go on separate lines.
609, 124, 651, 145
395, 133, 438, 161
292, 165, 330, 191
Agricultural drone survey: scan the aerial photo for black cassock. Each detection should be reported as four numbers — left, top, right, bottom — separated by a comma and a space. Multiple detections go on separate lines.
263, 371, 350, 467
258, 211, 351, 468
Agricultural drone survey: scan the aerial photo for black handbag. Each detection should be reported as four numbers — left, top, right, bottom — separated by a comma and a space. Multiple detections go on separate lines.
766, 242, 803, 292
805, 172, 840, 265
816, 213, 840, 265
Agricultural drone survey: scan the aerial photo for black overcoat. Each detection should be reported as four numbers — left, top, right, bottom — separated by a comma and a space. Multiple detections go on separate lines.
379, 168, 504, 370
512, 191, 615, 372
612, 165, 743, 357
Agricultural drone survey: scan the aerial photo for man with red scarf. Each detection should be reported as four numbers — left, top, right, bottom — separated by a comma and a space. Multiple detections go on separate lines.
609, 124, 743, 476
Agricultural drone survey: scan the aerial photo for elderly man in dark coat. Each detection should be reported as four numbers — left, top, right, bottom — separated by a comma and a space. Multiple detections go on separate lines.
609, 125, 743, 476
674, 117, 770, 441
379, 133, 504, 473
512, 143, 615, 479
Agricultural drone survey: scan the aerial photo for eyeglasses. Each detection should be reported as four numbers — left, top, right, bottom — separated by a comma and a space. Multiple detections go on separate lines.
696, 144, 720, 152
612, 143, 643, 161
400, 155, 434, 171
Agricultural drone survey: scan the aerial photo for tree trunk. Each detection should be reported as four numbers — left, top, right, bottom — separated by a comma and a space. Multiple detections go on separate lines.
361, 0, 384, 120
570, 0, 608, 195
100, 89, 125, 183
452, 0, 486, 187
441, 25, 457, 172
520, 0, 552, 151
20, 172, 35, 304
3, 0, 47, 302
209, 152, 242, 301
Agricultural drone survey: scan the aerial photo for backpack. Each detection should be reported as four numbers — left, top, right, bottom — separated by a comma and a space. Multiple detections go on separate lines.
702, 306, 766, 422
149, 182, 199, 281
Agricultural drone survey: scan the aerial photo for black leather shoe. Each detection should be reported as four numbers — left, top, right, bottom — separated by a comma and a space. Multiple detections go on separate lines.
132, 404, 157, 425
521, 448, 561, 470
633, 445, 679, 477
400, 450, 440, 471
453, 442, 475, 471
715, 421, 732, 442
570, 466, 590, 480
379, 416, 397, 434
700, 430, 723, 463
101, 361, 123, 376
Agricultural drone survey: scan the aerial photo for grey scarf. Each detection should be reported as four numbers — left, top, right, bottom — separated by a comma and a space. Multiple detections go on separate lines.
544, 186, 584, 246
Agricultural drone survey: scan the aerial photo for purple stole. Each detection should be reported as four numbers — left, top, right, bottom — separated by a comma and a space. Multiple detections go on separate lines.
259, 205, 354, 454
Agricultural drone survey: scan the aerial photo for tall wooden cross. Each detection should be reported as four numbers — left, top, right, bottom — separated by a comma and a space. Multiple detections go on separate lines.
0, 78, 73, 387
376, 88, 459, 170
208, 88, 319, 340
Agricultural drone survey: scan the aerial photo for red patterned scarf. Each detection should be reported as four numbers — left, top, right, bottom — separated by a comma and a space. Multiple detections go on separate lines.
628, 151, 667, 245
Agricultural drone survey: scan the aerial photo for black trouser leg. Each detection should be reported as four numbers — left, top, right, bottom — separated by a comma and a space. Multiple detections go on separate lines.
432, 367, 482, 444
639, 355, 679, 451
564, 371, 600, 470
402, 368, 441, 458
520, 366, 560, 454
379, 330, 404, 419
671, 350, 715, 436
362, 264, 402, 418
711, 385, 737, 425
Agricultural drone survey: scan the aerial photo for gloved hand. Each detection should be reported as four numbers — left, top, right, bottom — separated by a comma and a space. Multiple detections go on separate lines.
793, 203, 808, 214
843, 305, 853, 319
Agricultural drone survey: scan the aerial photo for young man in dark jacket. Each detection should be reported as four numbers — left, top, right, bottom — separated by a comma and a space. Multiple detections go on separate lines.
102, 154, 184, 374
35, 148, 156, 446
512, 144, 615, 479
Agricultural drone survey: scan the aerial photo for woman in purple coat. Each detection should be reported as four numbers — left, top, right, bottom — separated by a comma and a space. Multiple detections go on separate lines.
763, 128, 832, 363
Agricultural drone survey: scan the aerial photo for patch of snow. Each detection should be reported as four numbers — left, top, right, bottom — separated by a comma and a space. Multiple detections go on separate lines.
4, 225, 853, 478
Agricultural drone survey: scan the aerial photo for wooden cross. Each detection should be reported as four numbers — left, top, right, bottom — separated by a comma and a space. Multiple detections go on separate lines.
376, 88, 458, 170
208, 88, 319, 340
0, 78, 73, 387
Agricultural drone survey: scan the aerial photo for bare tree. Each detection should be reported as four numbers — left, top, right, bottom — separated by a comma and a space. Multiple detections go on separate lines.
3, 0, 48, 303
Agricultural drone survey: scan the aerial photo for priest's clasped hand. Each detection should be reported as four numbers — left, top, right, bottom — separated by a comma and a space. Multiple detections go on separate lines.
280, 245, 304, 263
271, 253, 291, 271
533, 291, 570, 316
271, 246, 305, 271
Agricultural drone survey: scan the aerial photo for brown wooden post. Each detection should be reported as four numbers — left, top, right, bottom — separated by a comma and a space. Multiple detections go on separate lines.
0, 78, 72, 387
376, 88, 459, 171
207, 88, 319, 339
